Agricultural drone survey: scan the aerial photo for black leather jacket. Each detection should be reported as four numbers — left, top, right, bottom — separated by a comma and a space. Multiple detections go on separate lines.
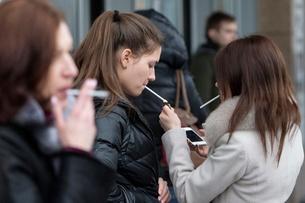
93, 99, 159, 203
0, 99, 114, 203
134, 9, 206, 159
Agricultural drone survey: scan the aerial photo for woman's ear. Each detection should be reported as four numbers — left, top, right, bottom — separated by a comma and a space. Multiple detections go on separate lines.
120, 48, 132, 69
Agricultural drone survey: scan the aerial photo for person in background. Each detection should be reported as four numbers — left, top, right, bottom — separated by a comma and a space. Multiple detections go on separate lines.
133, 9, 206, 203
74, 10, 170, 203
0, 0, 114, 202
191, 11, 237, 113
159, 35, 303, 203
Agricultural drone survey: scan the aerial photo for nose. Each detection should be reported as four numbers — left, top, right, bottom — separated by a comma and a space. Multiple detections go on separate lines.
148, 67, 155, 81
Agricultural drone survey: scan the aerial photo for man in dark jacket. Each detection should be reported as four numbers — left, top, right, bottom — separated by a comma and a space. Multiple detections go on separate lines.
191, 11, 237, 113
134, 9, 206, 202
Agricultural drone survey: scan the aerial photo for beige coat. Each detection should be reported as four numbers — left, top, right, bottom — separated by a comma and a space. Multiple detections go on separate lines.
162, 97, 304, 203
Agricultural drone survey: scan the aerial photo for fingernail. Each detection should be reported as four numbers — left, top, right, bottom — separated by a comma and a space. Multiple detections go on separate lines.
51, 96, 57, 105
85, 79, 97, 88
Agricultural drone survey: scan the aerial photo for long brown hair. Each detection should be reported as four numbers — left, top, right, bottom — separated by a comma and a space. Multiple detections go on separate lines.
74, 10, 163, 112
215, 35, 301, 162
0, 0, 63, 123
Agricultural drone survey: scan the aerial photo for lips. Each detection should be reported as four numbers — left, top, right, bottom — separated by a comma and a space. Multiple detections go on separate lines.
56, 86, 72, 99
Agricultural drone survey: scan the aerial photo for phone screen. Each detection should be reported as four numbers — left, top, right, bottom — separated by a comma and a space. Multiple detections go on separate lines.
186, 130, 204, 142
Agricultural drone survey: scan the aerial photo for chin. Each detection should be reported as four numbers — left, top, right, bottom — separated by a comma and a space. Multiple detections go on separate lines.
124, 87, 143, 97
58, 95, 68, 102
135, 87, 144, 96
130, 91, 141, 97
54, 91, 68, 105
57, 92, 67, 100
136, 88, 146, 96
58, 96, 68, 107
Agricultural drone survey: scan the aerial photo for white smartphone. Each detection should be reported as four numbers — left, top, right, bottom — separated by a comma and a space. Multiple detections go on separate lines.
183, 127, 207, 146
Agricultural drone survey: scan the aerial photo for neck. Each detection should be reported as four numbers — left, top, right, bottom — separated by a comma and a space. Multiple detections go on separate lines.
206, 39, 221, 50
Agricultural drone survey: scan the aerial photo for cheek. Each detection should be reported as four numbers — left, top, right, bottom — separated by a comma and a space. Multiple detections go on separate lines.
132, 63, 148, 79
129, 66, 148, 94
43, 76, 56, 97
46, 70, 59, 88
44, 64, 62, 93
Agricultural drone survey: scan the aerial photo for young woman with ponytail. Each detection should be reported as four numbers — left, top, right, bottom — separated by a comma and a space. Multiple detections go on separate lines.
74, 10, 170, 203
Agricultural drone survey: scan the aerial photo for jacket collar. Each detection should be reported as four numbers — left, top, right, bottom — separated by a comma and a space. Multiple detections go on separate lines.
118, 99, 154, 134
197, 41, 220, 54
205, 96, 256, 147
94, 97, 154, 136
14, 98, 47, 126
12, 98, 61, 154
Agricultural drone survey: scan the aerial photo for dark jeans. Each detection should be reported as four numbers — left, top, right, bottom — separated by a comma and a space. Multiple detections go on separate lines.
169, 186, 179, 203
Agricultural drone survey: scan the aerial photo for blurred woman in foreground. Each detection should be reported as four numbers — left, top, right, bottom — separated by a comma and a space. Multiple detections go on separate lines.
0, 0, 114, 202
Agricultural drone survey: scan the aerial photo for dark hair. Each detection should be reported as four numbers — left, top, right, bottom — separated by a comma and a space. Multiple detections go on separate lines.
205, 11, 235, 41
135, 9, 188, 69
74, 10, 163, 112
0, 0, 63, 122
215, 35, 301, 163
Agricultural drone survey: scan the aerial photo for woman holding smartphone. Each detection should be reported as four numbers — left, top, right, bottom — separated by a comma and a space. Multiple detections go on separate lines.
74, 10, 170, 203
159, 35, 303, 203
0, 0, 114, 202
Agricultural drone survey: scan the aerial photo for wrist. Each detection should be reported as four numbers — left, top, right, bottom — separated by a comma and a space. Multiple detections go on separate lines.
62, 146, 92, 156
62, 142, 92, 152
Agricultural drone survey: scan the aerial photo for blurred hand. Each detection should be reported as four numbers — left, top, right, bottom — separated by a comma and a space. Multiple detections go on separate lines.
158, 177, 170, 203
52, 79, 97, 152
159, 105, 181, 131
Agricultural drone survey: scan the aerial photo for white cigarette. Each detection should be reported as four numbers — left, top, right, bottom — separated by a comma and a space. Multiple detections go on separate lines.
145, 86, 168, 103
67, 89, 109, 98
200, 95, 220, 109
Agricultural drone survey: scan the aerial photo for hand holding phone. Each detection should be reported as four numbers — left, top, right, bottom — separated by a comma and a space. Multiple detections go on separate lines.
183, 127, 207, 146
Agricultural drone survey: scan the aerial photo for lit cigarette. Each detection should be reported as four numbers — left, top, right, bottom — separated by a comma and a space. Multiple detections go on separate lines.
67, 89, 109, 98
200, 95, 220, 109
144, 86, 168, 103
